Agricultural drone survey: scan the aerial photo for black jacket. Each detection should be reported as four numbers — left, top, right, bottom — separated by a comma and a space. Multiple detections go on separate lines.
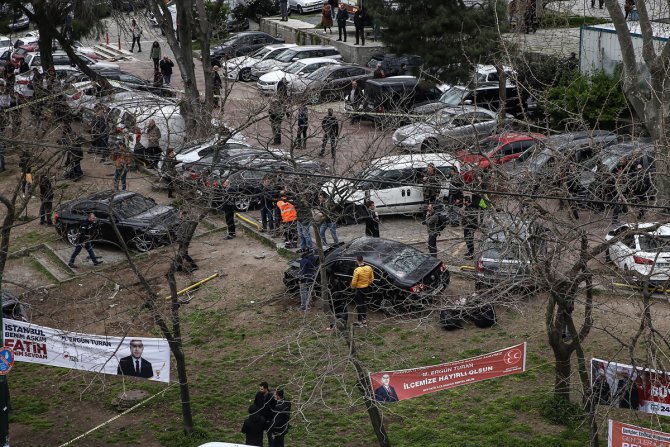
159, 59, 174, 76
336, 7, 349, 24
254, 391, 275, 422
241, 413, 266, 447
322, 115, 339, 136
39, 177, 53, 202
117, 356, 153, 378
76, 220, 98, 244
270, 399, 291, 436
353, 9, 366, 28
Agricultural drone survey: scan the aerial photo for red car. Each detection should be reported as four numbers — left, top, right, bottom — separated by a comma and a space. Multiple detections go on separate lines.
10, 44, 38, 65
458, 132, 545, 183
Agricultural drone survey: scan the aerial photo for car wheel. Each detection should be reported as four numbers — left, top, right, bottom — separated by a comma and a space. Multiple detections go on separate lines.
379, 298, 397, 316
604, 248, 612, 264
65, 225, 79, 246
421, 138, 439, 152
308, 90, 321, 104
470, 304, 496, 328
240, 68, 252, 82
440, 309, 465, 330
131, 234, 155, 252
235, 196, 251, 212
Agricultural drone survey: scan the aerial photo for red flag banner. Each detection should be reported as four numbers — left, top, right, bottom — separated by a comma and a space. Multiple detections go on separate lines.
608, 420, 670, 447
369, 343, 527, 402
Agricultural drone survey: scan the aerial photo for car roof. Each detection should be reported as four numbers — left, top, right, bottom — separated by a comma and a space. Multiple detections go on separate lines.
489, 132, 546, 144
265, 43, 297, 50
334, 236, 427, 261
365, 76, 420, 86
318, 64, 371, 73
616, 223, 670, 236
291, 57, 339, 65
82, 190, 137, 203
288, 45, 337, 51
370, 153, 460, 170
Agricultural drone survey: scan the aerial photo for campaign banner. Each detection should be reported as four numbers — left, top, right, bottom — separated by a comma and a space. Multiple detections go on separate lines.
608, 420, 670, 447
369, 343, 526, 402
592, 358, 670, 416
3, 319, 170, 383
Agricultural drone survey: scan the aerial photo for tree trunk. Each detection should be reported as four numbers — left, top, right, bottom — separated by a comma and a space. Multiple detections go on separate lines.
554, 355, 572, 400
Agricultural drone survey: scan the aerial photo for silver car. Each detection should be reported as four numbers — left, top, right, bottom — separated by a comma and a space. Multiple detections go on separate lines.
392, 106, 504, 152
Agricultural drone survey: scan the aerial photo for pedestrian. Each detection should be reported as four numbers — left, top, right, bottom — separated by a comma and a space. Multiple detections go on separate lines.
423, 203, 442, 257
328, 0, 337, 19
269, 389, 291, 447
296, 105, 308, 150
353, 6, 366, 45
259, 176, 277, 233
130, 19, 142, 52
318, 191, 339, 245
90, 106, 109, 160
159, 56, 174, 86
336, 3, 349, 42
423, 163, 443, 204
19, 150, 32, 197
38, 173, 54, 226
277, 191, 298, 249
269, 98, 286, 145
321, 2, 333, 33
64, 137, 84, 181
212, 65, 222, 107
624, 0, 635, 18
174, 210, 199, 273
153, 68, 163, 90
150, 41, 161, 70
364, 200, 380, 237
241, 405, 266, 447
164, 148, 177, 198
68, 213, 103, 268
253, 381, 275, 445
298, 249, 318, 311
320, 108, 339, 157
462, 194, 480, 259
112, 142, 132, 191
631, 163, 651, 220
373, 63, 385, 79
276, 75, 288, 98
280, 0, 289, 21
145, 119, 162, 168
347, 80, 363, 123
351, 255, 374, 326
220, 179, 237, 240
295, 193, 314, 252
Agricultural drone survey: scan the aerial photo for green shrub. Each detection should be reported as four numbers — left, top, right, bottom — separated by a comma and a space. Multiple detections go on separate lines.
538, 395, 585, 428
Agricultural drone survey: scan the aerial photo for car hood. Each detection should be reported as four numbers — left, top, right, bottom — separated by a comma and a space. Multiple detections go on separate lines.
255, 60, 288, 71
412, 102, 449, 115
124, 205, 177, 226
259, 71, 298, 83
393, 122, 441, 143
225, 55, 254, 69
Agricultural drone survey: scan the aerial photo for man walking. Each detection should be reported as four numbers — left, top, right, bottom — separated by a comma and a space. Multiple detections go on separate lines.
130, 19, 142, 52
159, 56, 174, 87
220, 179, 237, 240
296, 105, 308, 150
351, 255, 374, 326
38, 173, 54, 226
318, 191, 339, 245
269, 98, 286, 145
336, 3, 349, 42
68, 213, 103, 268
320, 108, 339, 158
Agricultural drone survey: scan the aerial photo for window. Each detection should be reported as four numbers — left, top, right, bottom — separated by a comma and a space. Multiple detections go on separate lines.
472, 112, 494, 123
348, 67, 365, 76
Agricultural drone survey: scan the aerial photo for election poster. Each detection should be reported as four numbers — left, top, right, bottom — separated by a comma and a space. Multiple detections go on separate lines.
592, 358, 670, 416
608, 420, 670, 447
369, 343, 526, 402
3, 319, 170, 383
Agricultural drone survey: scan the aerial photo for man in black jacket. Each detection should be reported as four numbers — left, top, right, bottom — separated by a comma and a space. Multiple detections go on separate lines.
159, 56, 174, 87
336, 3, 349, 42
270, 389, 291, 447
68, 213, 103, 268
174, 210, 199, 272
38, 173, 54, 226
353, 6, 366, 45
254, 381, 275, 446
424, 204, 441, 257
320, 108, 339, 158
117, 339, 153, 378
241, 405, 266, 447
259, 176, 277, 233
220, 179, 237, 239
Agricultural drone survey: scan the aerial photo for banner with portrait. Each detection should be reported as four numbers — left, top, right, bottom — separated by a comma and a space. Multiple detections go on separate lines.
608, 420, 670, 447
3, 319, 170, 383
592, 358, 670, 416
369, 343, 527, 402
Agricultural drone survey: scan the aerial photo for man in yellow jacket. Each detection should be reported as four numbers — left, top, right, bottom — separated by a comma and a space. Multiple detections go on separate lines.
351, 255, 374, 326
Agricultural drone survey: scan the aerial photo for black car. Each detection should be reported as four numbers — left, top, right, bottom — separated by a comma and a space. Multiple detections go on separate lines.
66, 70, 175, 98
54, 191, 179, 252
475, 214, 547, 292
367, 54, 424, 77
210, 32, 284, 65
1, 290, 28, 321
416, 83, 524, 117
283, 237, 450, 313
297, 64, 374, 104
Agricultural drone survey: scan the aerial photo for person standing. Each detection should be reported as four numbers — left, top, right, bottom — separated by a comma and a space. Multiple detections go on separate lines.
321, 2, 333, 33
68, 213, 103, 268
336, 3, 349, 42
19, 150, 32, 197
270, 389, 291, 447
38, 173, 54, 226
164, 148, 177, 198
174, 210, 198, 273
295, 194, 314, 252
91, 106, 109, 160
277, 192, 298, 249
220, 179, 237, 240
298, 249, 318, 311
318, 191, 339, 245
296, 105, 308, 150
276, 75, 288, 98
112, 142, 132, 191
423, 163, 443, 204
212, 66, 222, 107
373, 63, 385, 79
130, 19, 142, 52
462, 194, 480, 259
424, 203, 441, 257
145, 119, 162, 168
241, 405, 266, 447
280, 0, 289, 21
259, 176, 277, 233
150, 41, 161, 70
328, 0, 337, 18
351, 255, 374, 326
320, 108, 339, 158
353, 6, 366, 45
347, 80, 363, 124
269, 98, 286, 145
0, 80, 11, 136
159, 56, 174, 87
364, 200, 380, 237
153, 68, 163, 90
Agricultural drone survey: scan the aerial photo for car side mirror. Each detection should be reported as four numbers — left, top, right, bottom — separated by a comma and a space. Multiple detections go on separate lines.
464, 99, 472, 105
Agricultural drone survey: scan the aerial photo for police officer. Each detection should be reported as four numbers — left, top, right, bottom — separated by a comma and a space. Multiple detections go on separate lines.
424, 204, 441, 257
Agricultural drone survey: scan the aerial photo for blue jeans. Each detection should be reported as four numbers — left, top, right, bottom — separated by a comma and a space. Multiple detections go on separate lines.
163, 74, 171, 86
69, 242, 98, 265
297, 220, 313, 250
300, 281, 313, 309
114, 168, 128, 191
319, 222, 338, 245
261, 205, 275, 230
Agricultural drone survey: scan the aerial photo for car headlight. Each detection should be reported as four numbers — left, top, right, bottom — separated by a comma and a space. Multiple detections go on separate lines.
147, 227, 167, 235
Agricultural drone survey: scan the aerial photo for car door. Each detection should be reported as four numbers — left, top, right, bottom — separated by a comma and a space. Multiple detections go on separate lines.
324, 68, 349, 98
441, 112, 474, 146
89, 205, 115, 242
365, 168, 409, 214
607, 225, 631, 268
327, 259, 356, 295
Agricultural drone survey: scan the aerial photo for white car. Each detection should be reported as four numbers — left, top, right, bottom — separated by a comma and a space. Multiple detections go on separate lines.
224, 43, 296, 81
605, 223, 670, 283
0, 36, 12, 53
256, 57, 339, 94
289, 0, 324, 13
250, 45, 341, 79
64, 80, 137, 116
174, 134, 256, 167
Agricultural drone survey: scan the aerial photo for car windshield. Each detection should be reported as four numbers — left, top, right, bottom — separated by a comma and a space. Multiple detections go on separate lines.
482, 241, 523, 261
306, 66, 331, 80
427, 111, 456, 126
439, 87, 466, 105
0, 38, 10, 48
114, 195, 156, 218
222, 36, 240, 46
639, 235, 670, 253
382, 247, 430, 279
275, 49, 299, 63
252, 47, 272, 58
285, 61, 306, 74
468, 137, 500, 155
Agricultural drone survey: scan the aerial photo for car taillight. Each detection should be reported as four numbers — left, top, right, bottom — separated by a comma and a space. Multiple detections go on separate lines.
439, 262, 446, 273
634, 255, 654, 265
115, 127, 123, 133
71, 92, 81, 100
190, 172, 200, 180
409, 283, 426, 293
17, 80, 29, 85
54, 212, 59, 222
135, 128, 141, 143
476, 260, 485, 272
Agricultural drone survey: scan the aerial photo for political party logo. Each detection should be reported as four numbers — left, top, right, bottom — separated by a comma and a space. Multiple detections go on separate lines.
504, 348, 523, 366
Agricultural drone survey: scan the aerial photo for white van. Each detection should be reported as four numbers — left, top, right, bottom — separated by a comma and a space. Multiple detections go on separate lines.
325, 153, 460, 218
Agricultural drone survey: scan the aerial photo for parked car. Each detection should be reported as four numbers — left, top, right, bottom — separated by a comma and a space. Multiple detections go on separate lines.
12, 35, 38, 50
0, 35, 12, 55
223, 43, 297, 81
284, 236, 450, 312
366, 54, 424, 77
605, 223, 670, 284
8, 14, 30, 31
10, 44, 38, 66
1, 289, 28, 322
66, 70, 173, 97
323, 153, 460, 219
458, 132, 545, 183
210, 32, 284, 65
289, 0, 323, 13
172, 134, 256, 170
345, 76, 442, 126
475, 213, 548, 291
256, 57, 339, 94
54, 191, 180, 252
392, 106, 506, 152
289, 64, 374, 103
250, 45, 341, 80
415, 83, 524, 117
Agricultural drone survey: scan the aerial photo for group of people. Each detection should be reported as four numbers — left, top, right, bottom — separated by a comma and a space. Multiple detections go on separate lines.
268, 101, 341, 156
242, 381, 291, 447
320, 2, 368, 45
